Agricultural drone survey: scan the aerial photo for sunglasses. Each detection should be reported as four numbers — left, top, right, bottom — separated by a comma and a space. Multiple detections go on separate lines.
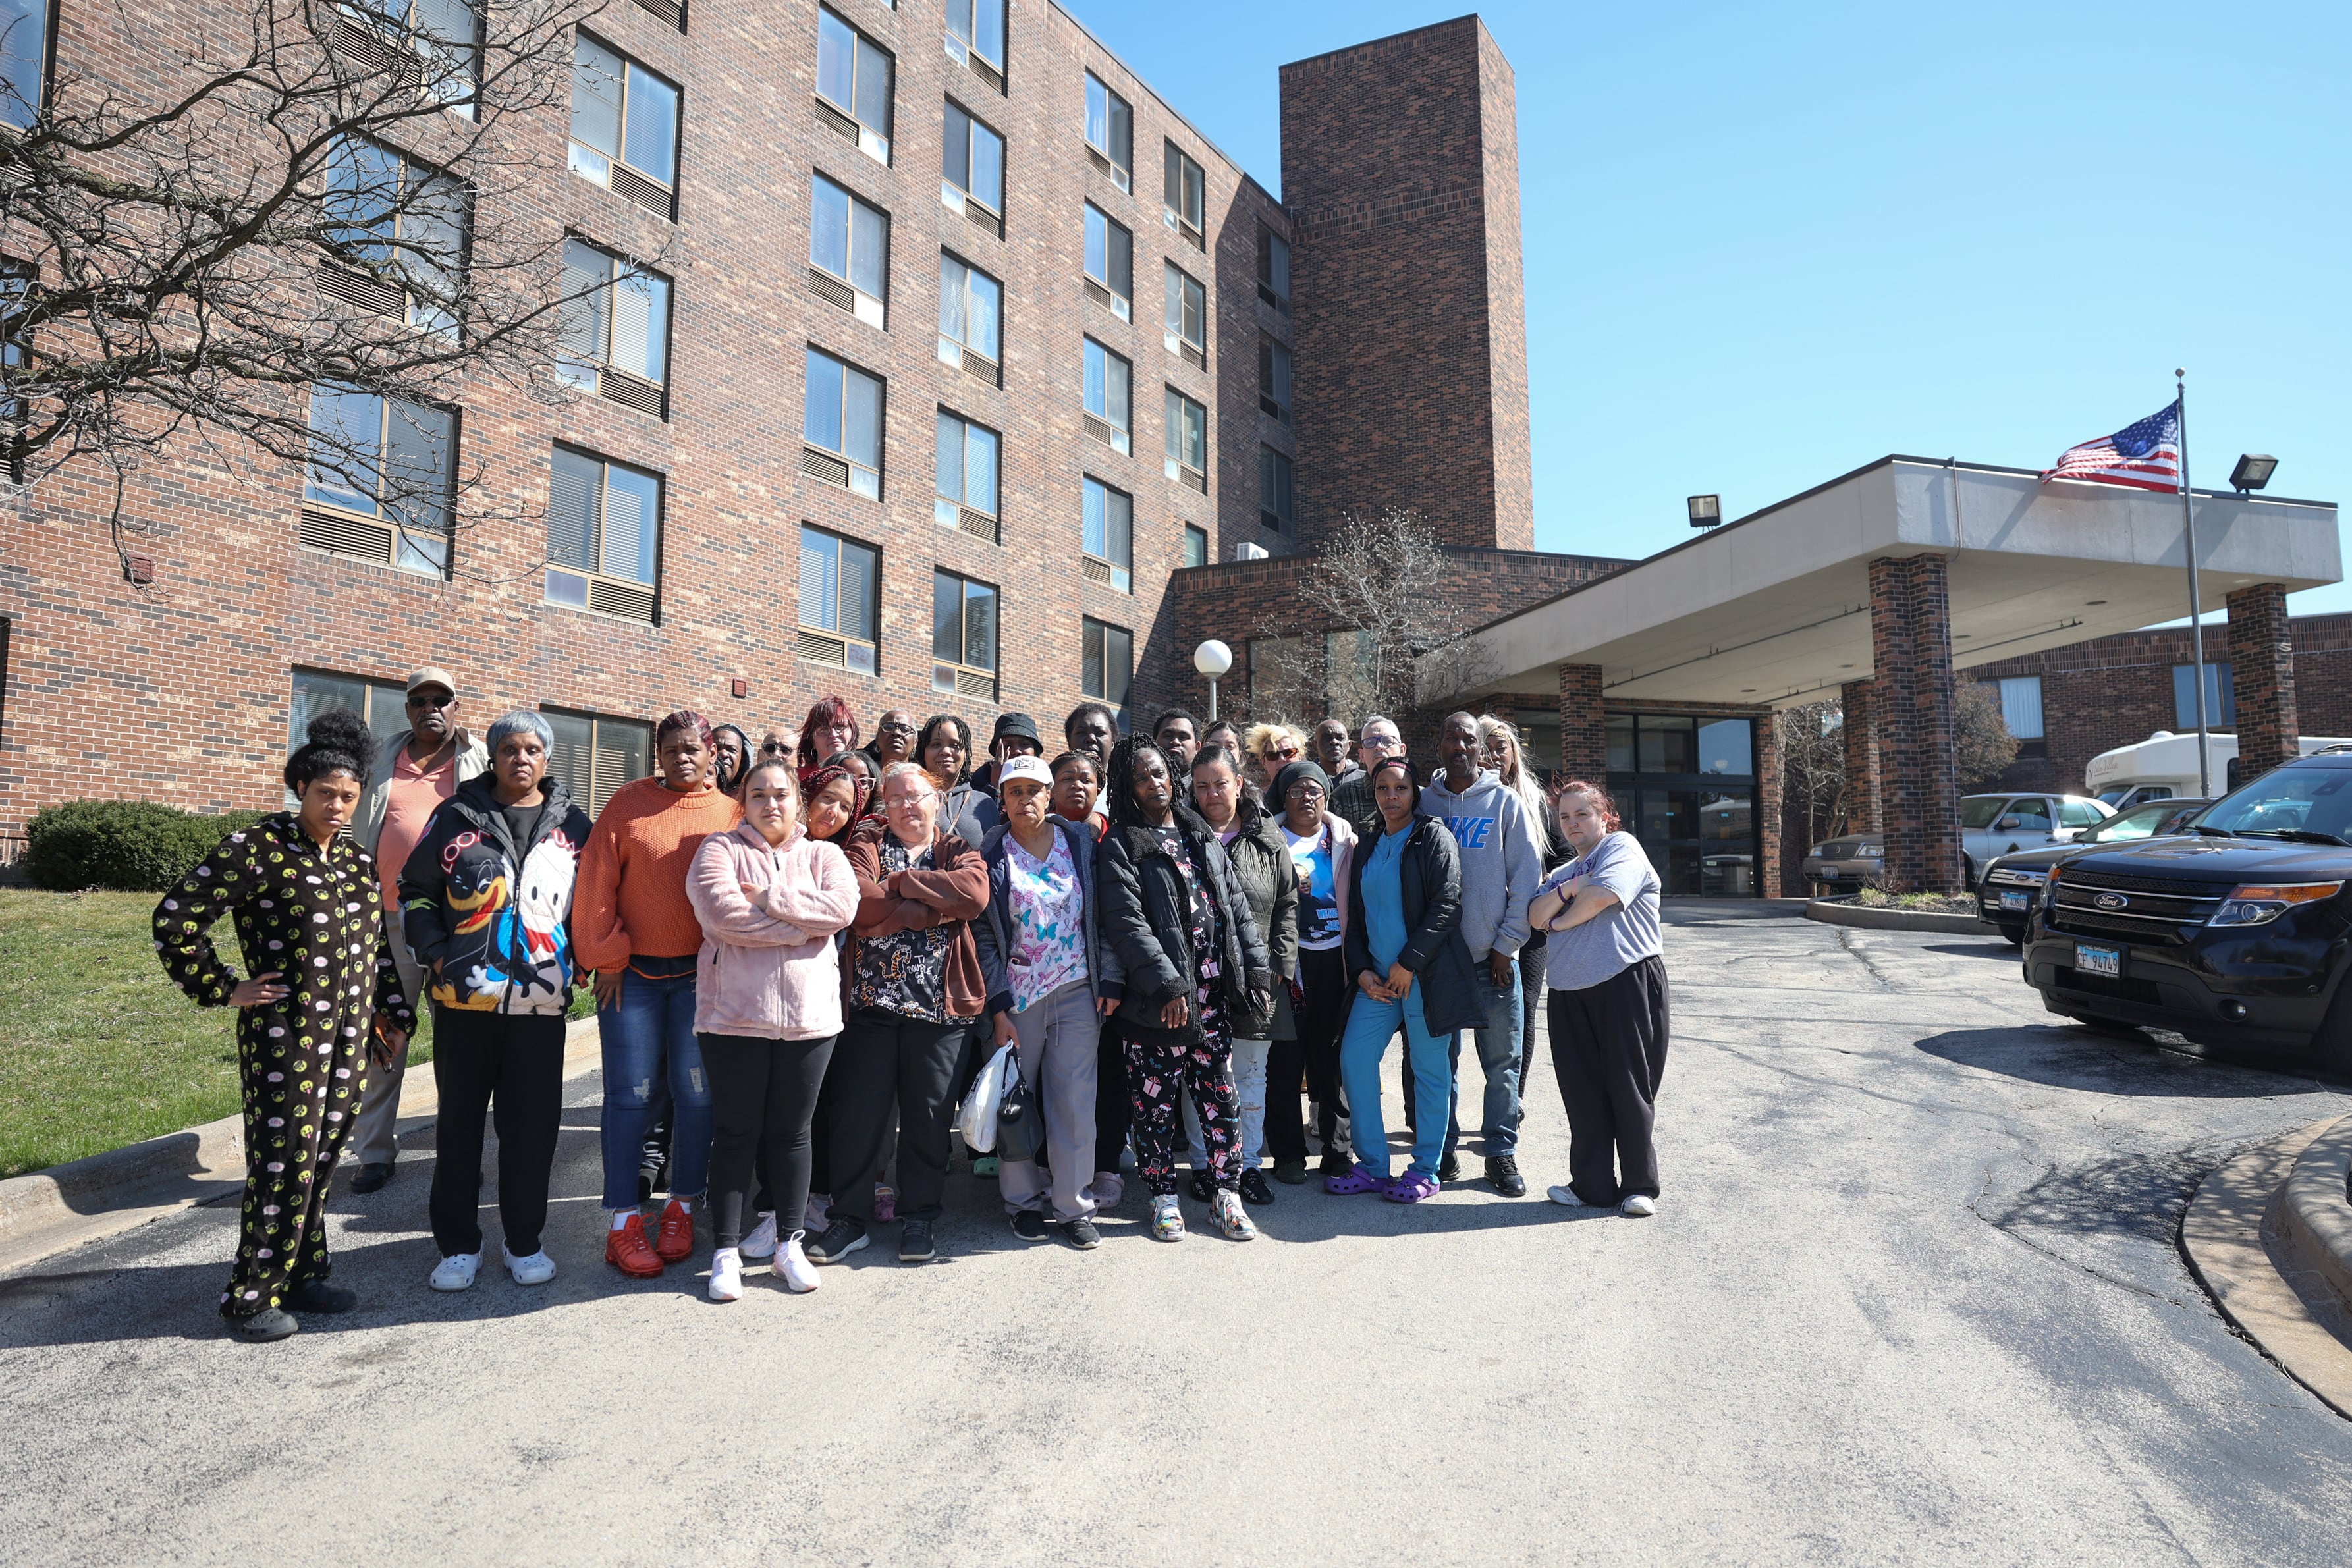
408, 691, 454, 709
877, 719, 917, 734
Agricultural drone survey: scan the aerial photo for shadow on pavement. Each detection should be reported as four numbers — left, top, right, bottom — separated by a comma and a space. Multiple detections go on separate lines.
1921, 942, 2021, 960
1917, 1025, 2330, 1098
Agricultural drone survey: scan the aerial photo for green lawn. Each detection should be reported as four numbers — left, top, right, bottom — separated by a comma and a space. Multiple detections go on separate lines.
0, 888, 436, 1179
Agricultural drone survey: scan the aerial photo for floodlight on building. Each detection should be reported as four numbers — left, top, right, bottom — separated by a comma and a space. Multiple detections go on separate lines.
2231, 454, 2278, 495
1194, 639, 1234, 721
1687, 494, 1722, 527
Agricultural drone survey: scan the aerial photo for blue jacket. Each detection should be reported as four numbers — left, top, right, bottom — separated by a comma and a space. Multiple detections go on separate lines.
971, 817, 1117, 1015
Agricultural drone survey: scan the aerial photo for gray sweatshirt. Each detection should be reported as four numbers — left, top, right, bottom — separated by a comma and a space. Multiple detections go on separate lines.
1420, 767, 1543, 961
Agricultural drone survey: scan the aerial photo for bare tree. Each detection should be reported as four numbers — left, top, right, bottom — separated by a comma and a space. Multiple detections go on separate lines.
1778, 699, 1847, 850
1, 0, 622, 579
1282, 507, 1493, 730
1955, 680, 2021, 788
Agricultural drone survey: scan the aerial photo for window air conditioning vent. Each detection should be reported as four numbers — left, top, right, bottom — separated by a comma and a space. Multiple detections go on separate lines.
630, 0, 684, 29
325, 14, 416, 83
588, 578, 656, 623
798, 628, 847, 667
958, 506, 997, 543
1257, 283, 1288, 314
800, 447, 852, 487
1080, 555, 1114, 587
1083, 278, 1114, 310
1178, 466, 1207, 495
815, 98, 860, 146
966, 198, 1003, 238
1081, 412, 1118, 448
315, 261, 404, 319
1181, 341, 1205, 372
964, 53, 1004, 93
599, 368, 665, 417
1085, 146, 1129, 192
1260, 509, 1288, 535
807, 267, 856, 313
954, 667, 997, 699
609, 163, 673, 220
1260, 396, 1289, 425
298, 506, 395, 564
960, 348, 998, 385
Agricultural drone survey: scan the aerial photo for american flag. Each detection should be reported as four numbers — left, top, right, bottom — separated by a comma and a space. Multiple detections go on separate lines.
2040, 399, 2184, 493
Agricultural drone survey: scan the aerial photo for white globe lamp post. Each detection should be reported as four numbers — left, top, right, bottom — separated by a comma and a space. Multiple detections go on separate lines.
1193, 639, 1234, 722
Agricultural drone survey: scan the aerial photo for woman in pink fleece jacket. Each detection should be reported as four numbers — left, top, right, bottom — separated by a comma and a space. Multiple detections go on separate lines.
686, 757, 860, 1300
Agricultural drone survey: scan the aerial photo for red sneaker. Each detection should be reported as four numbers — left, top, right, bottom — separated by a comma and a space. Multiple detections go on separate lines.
653, 1199, 696, 1264
605, 1213, 664, 1278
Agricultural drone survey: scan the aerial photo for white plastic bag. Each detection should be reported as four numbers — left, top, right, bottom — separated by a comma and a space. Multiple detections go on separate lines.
956, 1041, 1019, 1153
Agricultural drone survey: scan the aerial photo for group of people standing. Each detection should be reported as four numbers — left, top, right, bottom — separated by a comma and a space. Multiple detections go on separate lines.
153, 668, 1671, 1343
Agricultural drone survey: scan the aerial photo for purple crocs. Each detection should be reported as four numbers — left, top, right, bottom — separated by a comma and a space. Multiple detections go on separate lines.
1384, 1169, 1440, 1204
1324, 1162, 1391, 1196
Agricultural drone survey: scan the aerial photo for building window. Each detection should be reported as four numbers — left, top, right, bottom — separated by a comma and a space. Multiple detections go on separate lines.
1082, 337, 1130, 455
545, 707, 652, 816
1162, 264, 1207, 372
558, 238, 671, 417
570, 33, 680, 218
1083, 618, 1132, 715
301, 385, 456, 577
943, 0, 1005, 92
1606, 713, 1760, 896
942, 99, 1005, 234
933, 569, 998, 701
2172, 662, 2236, 729
1, 259, 29, 483
1996, 676, 2044, 740
1259, 333, 1292, 423
1258, 445, 1292, 535
815, 9, 892, 165
808, 173, 889, 328
321, 1, 480, 117
3, 0, 52, 128
937, 252, 1002, 381
1083, 71, 1132, 191
1084, 203, 1133, 321
1164, 388, 1207, 493
802, 346, 884, 499
288, 668, 410, 761
1184, 524, 1207, 568
317, 136, 467, 337
1163, 141, 1205, 248
1081, 475, 1132, 593
798, 525, 879, 675
934, 409, 999, 540
1258, 225, 1290, 309
545, 446, 662, 624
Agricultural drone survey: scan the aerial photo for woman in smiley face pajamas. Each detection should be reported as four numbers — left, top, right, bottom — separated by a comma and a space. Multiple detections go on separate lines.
153, 711, 414, 1343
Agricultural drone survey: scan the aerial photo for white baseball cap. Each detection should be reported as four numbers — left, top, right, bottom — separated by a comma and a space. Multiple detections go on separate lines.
997, 755, 1054, 790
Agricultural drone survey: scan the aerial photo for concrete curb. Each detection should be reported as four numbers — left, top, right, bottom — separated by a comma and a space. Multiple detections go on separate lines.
1803, 896, 1988, 935
2278, 1116, 2352, 1316
2179, 1116, 2352, 1421
0, 1015, 602, 1277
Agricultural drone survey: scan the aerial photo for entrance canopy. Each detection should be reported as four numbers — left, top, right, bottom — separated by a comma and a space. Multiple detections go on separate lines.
1424, 456, 2341, 708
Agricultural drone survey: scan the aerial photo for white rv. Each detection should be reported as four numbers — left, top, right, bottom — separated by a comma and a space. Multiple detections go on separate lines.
2083, 731, 2351, 809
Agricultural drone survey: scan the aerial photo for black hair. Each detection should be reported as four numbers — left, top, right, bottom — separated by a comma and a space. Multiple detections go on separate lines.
821, 748, 873, 778
1049, 749, 1100, 782
711, 723, 752, 794
285, 709, 376, 793
1368, 754, 1421, 821
916, 714, 973, 784
1105, 736, 1191, 831
1151, 707, 1198, 741
1063, 701, 1119, 744
1190, 742, 1241, 775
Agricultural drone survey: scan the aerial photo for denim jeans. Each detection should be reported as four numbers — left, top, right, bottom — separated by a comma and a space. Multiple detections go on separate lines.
598, 957, 713, 1210
1442, 956, 1523, 1161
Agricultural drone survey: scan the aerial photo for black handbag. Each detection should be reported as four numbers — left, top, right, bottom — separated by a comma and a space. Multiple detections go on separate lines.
995, 1064, 1045, 1164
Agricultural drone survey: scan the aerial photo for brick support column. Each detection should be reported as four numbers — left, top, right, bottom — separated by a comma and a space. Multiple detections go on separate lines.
2227, 582, 2299, 781
1754, 706, 1784, 898
1869, 556, 1964, 892
1840, 678, 1881, 834
1557, 663, 1606, 784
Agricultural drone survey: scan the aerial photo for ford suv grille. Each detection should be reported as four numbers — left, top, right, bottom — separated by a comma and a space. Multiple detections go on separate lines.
2048, 871, 2224, 944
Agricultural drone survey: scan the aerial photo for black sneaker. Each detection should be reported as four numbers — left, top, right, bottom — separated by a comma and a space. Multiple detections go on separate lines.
1238, 1167, 1275, 1206
1485, 1155, 1527, 1197
900, 1219, 936, 1263
1437, 1153, 1463, 1184
287, 1279, 358, 1314
1062, 1216, 1101, 1250
1318, 1150, 1354, 1178
804, 1218, 868, 1264
349, 1162, 395, 1194
1010, 1209, 1050, 1242
227, 1307, 298, 1344
1272, 1156, 1310, 1186
1187, 1170, 1215, 1203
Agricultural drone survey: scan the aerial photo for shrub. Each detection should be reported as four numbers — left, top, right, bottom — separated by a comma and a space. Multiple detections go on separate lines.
26, 801, 271, 893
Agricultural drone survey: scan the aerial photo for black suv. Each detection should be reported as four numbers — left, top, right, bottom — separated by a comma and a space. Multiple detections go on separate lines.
2024, 749, 2352, 1068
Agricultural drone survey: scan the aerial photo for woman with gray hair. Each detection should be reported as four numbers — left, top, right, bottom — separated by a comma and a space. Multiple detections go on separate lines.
397, 709, 597, 1291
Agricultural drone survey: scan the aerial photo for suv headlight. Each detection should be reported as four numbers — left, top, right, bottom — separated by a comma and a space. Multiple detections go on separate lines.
2209, 882, 2345, 928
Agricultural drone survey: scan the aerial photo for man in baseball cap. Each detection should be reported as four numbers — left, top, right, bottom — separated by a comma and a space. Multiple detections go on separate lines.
348, 665, 489, 1193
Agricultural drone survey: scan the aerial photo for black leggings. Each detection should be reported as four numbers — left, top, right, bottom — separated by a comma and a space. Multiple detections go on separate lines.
1093, 1019, 1132, 1179
699, 1032, 836, 1249
429, 1008, 566, 1258
1267, 944, 1348, 1160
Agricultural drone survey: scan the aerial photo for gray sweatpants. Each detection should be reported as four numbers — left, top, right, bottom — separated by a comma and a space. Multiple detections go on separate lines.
350, 901, 424, 1166
997, 979, 1101, 1224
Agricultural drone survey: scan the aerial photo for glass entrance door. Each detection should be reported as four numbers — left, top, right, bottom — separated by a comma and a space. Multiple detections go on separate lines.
1605, 712, 1761, 896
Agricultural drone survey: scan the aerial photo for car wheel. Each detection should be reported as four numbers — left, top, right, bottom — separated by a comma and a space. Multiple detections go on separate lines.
2068, 1014, 2146, 1041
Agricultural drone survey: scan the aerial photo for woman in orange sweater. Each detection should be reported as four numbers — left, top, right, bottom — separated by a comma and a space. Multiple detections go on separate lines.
575, 711, 744, 1278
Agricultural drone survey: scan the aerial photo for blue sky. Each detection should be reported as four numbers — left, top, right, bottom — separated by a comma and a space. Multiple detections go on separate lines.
1060, 1, 2352, 620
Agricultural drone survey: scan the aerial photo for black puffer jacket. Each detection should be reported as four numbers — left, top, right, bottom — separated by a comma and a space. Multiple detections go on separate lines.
1096, 804, 1271, 1025
1216, 799, 1299, 1041
1342, 813, 1482, 1037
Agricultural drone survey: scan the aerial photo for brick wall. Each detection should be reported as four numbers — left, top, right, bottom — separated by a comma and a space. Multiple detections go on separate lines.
1278, 16, 1533, 551
1869, 556, 1963, 892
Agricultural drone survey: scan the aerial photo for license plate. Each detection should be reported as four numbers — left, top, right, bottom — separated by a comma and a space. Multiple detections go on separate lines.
1819, 868, 1839, 879
2002, 890, 2031, 911
2075, 942, 2122, 979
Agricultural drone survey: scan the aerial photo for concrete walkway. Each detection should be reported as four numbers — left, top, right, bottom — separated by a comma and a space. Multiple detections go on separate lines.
4, 911, 2351, 1565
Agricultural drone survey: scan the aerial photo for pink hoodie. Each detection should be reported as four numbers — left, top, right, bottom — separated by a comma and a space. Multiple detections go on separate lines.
685, 822, 861, 1040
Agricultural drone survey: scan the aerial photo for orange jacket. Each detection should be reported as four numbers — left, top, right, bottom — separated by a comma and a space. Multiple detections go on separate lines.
573, 777, 744, 971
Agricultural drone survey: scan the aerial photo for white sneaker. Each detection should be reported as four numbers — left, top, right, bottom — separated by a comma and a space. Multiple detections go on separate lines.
429, 1251, 481, 1291
1211, 1188, 1258, 1241
777, 1232, 821, 1294
1548, 1184, 1609, 1208
804, 1193, 833, 1233
502, 1245, 557, 1285
709, 1247, 744, 1302
1619, 1194, 1657, 1218
1151, 1195, 1186, 1242
740, 1212, 779, 1260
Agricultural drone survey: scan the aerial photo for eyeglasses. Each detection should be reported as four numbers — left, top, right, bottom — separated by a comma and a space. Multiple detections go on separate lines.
877, 718, 917, 734
408, 691, 454, 709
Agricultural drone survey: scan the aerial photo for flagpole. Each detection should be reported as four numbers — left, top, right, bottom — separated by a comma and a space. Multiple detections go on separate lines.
2178, 368, 2212, 798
